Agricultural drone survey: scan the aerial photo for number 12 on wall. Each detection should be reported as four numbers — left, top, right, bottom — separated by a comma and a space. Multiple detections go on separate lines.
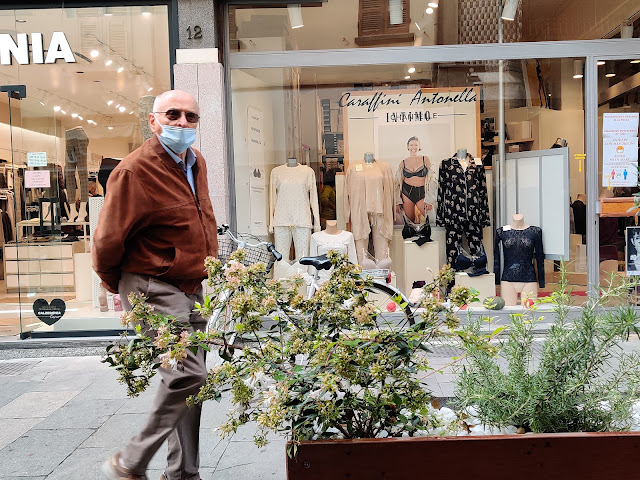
187, 26, 202, 40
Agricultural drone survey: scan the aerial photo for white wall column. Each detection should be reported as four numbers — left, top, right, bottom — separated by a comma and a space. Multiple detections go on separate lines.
174, 48, 229, 224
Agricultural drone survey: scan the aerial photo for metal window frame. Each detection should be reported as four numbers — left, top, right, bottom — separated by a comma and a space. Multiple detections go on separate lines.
227, 37, 640, 295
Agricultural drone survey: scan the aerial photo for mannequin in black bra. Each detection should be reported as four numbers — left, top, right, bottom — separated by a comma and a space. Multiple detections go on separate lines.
395, 136, 438, 230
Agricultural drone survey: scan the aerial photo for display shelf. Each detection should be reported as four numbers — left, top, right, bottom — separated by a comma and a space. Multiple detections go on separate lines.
482, 138, 534, 147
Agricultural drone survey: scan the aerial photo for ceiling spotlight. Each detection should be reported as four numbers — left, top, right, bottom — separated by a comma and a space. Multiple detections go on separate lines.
501, 0, 521, 21
129, 110, 134, 115
107, 126, 114, 130
597, 60, 606, 66
90, 49, 99, 58
71, 113, 78, 118
573, 59, 583, 79
77, 115, 83, 121
404, 75, 410, 79
105, 59, 113, 67
605, 62, 616, 78
631, 60, 640, 64
428, 1, 439, 7
60, 109, 67, 115
39, 100, 46, 106
408, 67, 416, 74
53, 105, 61, 112
287, 4, 304, 29
115, 103, 120, 109
147, 87, 153, 92
107, 100, 113, 106
426, 7, 434, 14
415, 22, 421, 30
119, 106, 126, 112
141, 6, 151, 16
117, 66, 124, 73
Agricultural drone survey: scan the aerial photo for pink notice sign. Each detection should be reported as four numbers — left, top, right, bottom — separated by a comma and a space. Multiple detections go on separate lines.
24, 170, 51, 188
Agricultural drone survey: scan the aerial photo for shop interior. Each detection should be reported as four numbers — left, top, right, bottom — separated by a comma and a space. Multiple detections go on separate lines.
0, 6, 170, 337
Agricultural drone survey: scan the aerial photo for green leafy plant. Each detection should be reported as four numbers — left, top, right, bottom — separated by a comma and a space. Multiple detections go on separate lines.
103, 252, 485, 451
455, 267, 640, 433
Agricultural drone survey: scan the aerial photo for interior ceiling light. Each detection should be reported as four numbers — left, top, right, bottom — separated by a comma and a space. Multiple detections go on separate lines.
90, 49, 99, 58
415, 22, 421, 30
287, 4, 304, 29
428, 1, 439, 7
141, 6, 151, 16
107, 126, 114, 130
501, 0, 521, 21
71, 113, 78, 118
129, 111, 134, 115
105, 59, 113, 67
426, 7, 434, 14
605, 62, 616, 78
103, 7, 113, 16
147, 87, 153, 92
389, 0, 403, 24
117, 66, 124, 73
597, 60, 606, 66
118, 106, 126, 112
115, 103, 120, 109
573, 59, 584, 79
53, 105, 61, 112
404, 75, 410, 79
77, 115, 83, 121
408, 67, 416, 73
107, 100, 113, 106
630, 60, 640, 64
60, 109, 67, 115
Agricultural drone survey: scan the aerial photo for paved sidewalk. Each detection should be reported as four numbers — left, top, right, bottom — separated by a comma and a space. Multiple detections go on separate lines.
0, 354, 287, 480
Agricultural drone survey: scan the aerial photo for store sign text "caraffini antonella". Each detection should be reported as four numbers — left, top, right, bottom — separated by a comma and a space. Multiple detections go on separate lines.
0, 32, 76, 65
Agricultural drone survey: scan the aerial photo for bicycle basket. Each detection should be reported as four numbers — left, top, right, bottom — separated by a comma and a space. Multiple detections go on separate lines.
217, 232, 276, 272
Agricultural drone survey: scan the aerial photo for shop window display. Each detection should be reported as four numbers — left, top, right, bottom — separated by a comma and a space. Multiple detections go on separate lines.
0, 6, 171, 338
232, 59, 587, 307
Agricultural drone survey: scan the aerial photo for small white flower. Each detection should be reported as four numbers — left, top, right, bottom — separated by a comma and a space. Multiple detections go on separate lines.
376, 430, 389, 438
295, 354, 309, 366
335, 391, 345, 401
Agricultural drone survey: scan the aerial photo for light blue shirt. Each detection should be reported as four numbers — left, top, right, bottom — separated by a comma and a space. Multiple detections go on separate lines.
159, 138, 197, 196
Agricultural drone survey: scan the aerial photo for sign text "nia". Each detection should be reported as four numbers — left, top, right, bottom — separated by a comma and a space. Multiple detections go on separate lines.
0, 32, 76, 65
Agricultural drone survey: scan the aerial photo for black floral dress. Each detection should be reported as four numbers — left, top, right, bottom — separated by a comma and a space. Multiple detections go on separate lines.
436, 154, 490, 265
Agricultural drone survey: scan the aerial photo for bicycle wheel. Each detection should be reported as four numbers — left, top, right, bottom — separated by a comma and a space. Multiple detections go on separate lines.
364, 281, 415, 327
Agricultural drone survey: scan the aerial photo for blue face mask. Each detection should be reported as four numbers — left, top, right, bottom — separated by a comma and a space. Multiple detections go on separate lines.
154, 116, 197, 154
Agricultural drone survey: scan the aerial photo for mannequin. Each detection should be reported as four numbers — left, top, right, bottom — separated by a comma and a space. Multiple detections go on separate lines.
309, 220, 357, 282
437, 149, 490, 267
344, 153, 394, 266
65, 127, 89, 221
571, 193, 587, 241
138, 95, 155, 141
494, 214, 545, 306
270, 158, 321, 278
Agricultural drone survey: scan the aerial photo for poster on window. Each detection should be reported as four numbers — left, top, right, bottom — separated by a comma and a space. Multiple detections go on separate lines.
247, 106, 267, 236
626, 226, 640, 276
602, 137, 638, 188
341, 87, 480, 226
603, 113, 639, 138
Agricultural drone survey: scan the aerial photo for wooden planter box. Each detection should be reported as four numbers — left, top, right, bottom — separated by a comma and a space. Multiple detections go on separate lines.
286, 432, 640, 479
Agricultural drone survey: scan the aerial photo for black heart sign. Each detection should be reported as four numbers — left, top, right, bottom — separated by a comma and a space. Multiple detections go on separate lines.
33, 299, 66, 325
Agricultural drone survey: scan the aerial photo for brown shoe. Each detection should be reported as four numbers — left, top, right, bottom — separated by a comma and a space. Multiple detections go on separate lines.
101, 452, 146, 479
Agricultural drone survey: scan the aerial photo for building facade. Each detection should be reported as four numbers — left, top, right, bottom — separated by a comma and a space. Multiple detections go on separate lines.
1, 0, 639, 338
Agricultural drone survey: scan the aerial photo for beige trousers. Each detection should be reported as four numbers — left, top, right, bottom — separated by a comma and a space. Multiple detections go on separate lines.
118, 272, 207, 480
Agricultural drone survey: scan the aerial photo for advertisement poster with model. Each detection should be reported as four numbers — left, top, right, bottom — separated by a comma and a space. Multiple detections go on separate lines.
626, 226, 640, 276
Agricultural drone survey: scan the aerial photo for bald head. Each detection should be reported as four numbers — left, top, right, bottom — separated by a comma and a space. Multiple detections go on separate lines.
148, 90, 200, 137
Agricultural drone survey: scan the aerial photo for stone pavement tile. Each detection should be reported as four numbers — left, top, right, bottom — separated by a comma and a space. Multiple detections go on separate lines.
34, 398, 125, 430
0, 477, 46, 480
0, 381, 34, 409
0, 418, 43, 451
114, 379, 161, 414
200, 395, 232, 429
80, 413, 147, 448
0, 390, 80, 419
213, 439, 285, 480
438, 381, 456, 397
198, 428, 233, 469
0, 428, 93, 477
44, 446, 113, 480
73, 375, 134, 401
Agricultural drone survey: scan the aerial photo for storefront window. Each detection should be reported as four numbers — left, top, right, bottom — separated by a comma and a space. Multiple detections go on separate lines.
229, 0, 640, 52
231, 57, 588, 307
0, 5, 171, 338
597, 58, 640, 289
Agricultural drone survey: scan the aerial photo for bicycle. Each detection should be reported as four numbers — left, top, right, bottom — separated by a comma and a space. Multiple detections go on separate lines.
207, 224, 416, 335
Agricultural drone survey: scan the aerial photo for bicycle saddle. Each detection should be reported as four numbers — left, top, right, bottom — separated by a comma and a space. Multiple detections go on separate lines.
299, 254, 333, 271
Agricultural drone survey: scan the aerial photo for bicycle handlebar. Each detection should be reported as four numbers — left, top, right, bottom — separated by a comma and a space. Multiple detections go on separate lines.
217, 224, 282, 262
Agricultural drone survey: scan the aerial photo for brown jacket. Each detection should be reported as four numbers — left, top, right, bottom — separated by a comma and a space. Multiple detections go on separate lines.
92, 135, 218, 294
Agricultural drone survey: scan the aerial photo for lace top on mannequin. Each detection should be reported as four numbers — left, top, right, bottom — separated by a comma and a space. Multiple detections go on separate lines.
494, 222, 545, 287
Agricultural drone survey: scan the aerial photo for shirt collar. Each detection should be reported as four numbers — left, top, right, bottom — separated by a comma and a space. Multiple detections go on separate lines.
158, 135, 196, 168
